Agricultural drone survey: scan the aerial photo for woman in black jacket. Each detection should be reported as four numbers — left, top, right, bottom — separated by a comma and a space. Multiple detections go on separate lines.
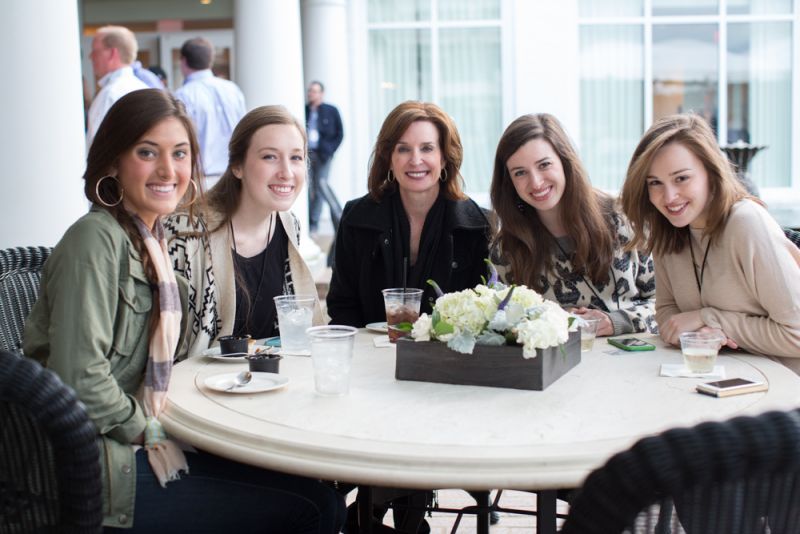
327, 101, 491, 327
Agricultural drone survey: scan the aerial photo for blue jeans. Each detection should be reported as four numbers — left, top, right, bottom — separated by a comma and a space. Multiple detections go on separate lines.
105, 449, 345, 533
308, 151, 333, 232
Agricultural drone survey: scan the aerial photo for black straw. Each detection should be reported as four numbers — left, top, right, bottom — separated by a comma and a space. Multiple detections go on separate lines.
402, 257, 408, 293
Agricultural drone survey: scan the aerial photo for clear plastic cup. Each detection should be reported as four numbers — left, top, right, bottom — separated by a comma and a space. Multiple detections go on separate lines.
381, 288, 423, 343
274, 295, 316, 353
307, 325, 358, 396
580, 318, 600, 352
679, 331, 725, 373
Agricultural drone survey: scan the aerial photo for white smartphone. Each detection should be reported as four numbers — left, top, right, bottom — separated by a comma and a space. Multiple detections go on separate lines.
696, 377, 768, 398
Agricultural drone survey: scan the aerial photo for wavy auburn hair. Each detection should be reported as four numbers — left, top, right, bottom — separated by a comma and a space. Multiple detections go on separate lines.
367, 101, 466, 202
620, 113, 756, 256
490, 113, 615, 291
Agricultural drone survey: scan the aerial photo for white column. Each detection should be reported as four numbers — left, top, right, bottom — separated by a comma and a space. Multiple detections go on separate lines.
510, 0, 580, 140
233, 0, 324, 273
0, 0, 86, 248
301, 0, 355, 210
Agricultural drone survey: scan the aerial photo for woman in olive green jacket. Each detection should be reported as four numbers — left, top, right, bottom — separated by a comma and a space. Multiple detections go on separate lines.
24, 89, 344, 532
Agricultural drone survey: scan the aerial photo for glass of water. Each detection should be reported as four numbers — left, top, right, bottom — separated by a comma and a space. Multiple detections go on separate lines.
273, 295, 316, 354
307, 325, 358, 396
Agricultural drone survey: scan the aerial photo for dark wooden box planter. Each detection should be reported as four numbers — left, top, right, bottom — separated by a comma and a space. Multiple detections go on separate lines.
395, 330, 580, 391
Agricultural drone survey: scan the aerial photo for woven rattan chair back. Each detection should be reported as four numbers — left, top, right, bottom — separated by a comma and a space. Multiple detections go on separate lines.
561, 410, 800, 534
0, 351, 102, 533
785, 228, 800, 250
0, 247, 51, 353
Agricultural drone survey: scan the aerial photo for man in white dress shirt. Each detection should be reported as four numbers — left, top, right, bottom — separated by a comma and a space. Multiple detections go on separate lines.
175, 37, 246, 189
86, 26, 148, 147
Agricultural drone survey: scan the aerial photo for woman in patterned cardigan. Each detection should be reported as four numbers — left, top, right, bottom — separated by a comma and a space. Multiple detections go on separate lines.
490, 113, 657, 336
166, 106, 325, 358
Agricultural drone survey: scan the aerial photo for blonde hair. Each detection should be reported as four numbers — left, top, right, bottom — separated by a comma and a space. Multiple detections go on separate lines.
620, 113, 757, 256
96, 25, 138, 65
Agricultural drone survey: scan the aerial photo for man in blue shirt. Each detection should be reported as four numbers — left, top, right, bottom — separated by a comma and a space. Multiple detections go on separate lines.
175, 37, 246, 188
305, 81, 344, 235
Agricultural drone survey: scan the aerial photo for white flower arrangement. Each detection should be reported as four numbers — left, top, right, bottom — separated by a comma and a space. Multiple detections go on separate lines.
410, 263, 578, 358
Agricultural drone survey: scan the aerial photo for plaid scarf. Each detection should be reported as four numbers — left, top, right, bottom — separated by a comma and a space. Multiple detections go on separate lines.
133, 216, 189, 487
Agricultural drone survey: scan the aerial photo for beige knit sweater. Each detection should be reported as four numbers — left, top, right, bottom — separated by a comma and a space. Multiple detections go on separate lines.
655, 200, 800, 370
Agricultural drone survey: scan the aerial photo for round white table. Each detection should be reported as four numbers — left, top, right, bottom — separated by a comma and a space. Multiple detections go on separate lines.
162, 332, 800, 530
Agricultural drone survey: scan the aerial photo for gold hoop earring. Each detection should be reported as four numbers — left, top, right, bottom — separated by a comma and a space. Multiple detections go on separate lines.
440, 167, 448, 183
387, 169, 395, 183
95, 175, 123, 207
182, 179, 199, 207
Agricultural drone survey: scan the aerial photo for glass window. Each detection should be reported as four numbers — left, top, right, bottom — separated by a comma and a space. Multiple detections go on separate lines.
652, 0, 718, 16
368, 0, 430, 23
579, 25, 644, 190
438, 0, 500, 21
652, 24, 718, 129
367, 30, 432, 142
727, 0, 792, 15
438, 28, 502, 192
578, 0, 642, 17
727, 22, 792, 188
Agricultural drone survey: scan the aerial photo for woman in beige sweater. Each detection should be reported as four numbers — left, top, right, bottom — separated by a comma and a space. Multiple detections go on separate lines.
621, 113, 800, 369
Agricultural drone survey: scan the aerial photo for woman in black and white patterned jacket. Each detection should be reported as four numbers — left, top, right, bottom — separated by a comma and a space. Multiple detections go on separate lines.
490, 113, 657, 336
165, 105, 325, 358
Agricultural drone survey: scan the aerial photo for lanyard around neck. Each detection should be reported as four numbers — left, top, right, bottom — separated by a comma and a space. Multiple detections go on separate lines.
688, 234, 712, 295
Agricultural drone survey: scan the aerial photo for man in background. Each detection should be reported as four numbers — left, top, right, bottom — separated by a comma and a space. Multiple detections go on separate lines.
175, 37, 246, 189
305, 81, 344, 235
86, 25, 148, 147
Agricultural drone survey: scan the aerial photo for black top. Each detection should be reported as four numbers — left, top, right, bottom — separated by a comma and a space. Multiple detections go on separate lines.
232, 217, 288, 339
327, 191, 492, 327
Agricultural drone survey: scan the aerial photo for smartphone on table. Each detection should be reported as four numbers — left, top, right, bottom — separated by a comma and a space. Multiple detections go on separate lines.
607, 337, 656, 351
696, 378, 768, 397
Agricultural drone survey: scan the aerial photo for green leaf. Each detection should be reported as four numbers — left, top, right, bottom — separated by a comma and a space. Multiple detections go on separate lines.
393, 322, 413, 332
433, 321, 454, 336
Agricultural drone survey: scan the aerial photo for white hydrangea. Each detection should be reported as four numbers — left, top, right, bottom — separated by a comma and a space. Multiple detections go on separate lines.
411, 313, 432, 342
515, 301, 571, 358
433, 289, 487, 335
408, 281, 572, 356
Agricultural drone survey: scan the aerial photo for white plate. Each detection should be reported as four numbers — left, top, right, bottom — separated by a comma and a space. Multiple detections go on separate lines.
206, 352, 249, 362
366, 321, 388, 334
204, 372, 289, 394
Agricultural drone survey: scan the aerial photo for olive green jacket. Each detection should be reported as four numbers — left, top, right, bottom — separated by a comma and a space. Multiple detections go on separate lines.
24, 208, 188, 529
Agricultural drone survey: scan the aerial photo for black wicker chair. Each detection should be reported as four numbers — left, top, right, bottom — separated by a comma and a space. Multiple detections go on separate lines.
785, 228, 800, 250
0, 351, 102, 533
560, 409, 800, 534
0, 246, 52, 353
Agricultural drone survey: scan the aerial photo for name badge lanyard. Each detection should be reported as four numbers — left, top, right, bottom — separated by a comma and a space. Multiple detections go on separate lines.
688, 238, 712, 295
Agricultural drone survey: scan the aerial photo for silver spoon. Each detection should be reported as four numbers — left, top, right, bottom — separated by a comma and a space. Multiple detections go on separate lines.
225, 371, 252, 392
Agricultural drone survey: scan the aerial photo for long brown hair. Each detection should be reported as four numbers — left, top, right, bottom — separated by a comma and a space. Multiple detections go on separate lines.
490, 113, 614, 291
204, 106, 307, 326
84, 88, 203, 326
621, 113, 756, 256
367, 101, 466, 202
206, 105, 307, 232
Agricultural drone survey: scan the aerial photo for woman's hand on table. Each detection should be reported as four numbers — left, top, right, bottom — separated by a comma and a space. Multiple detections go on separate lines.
659, 310, 705, 346
697, 326, 739, 350
570, 307, 613, 337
